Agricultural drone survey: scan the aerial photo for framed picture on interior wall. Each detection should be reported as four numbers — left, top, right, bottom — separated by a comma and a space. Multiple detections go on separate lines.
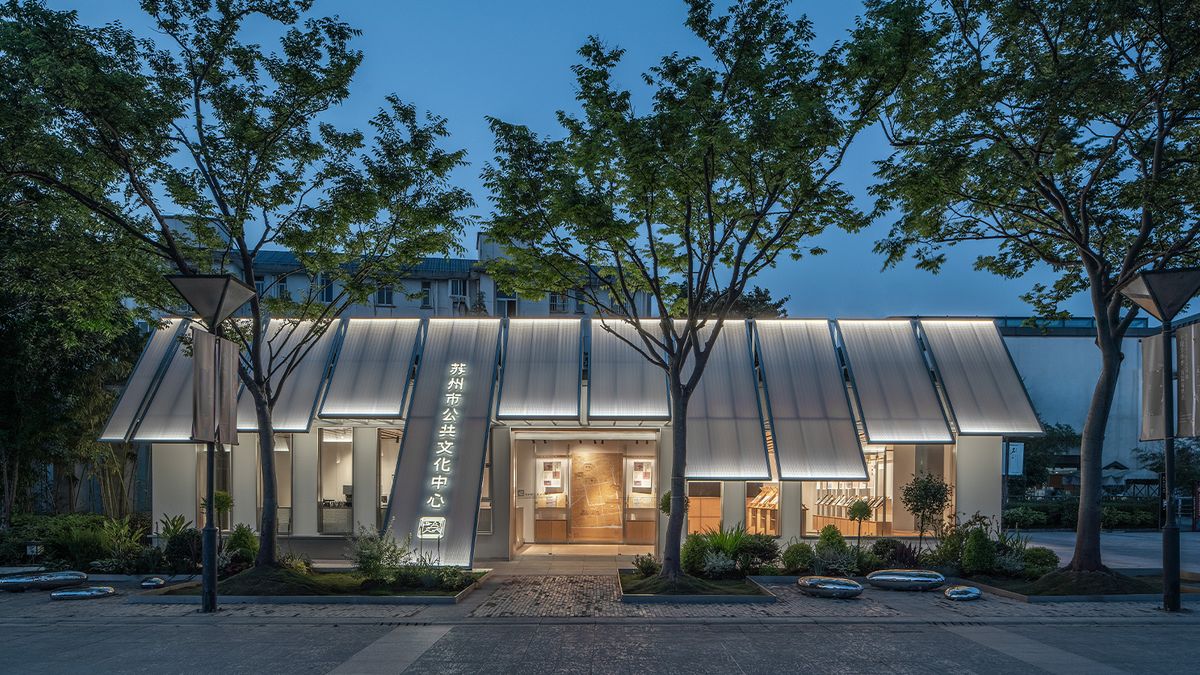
542, 460, 563, 492
632, 460, 653, 492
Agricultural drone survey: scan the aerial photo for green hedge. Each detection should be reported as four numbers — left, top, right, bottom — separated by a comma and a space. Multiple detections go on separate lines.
1003, 500, 1158, 529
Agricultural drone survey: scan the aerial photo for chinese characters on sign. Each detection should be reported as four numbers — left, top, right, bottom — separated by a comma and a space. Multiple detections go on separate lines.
417, 362, 468, 540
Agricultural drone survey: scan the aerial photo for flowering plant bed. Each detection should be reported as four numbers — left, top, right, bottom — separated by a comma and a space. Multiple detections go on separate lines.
618, 570, 775, 603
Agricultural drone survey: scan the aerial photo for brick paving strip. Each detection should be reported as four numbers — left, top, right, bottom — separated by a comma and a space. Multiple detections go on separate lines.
0, 575, 1193, 625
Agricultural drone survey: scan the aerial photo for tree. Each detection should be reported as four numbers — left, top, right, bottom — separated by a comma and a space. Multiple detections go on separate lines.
483, 0, 915, 580
847, 498, 872, 551
698, 285, 790, 318
1007, 422, 1081, 498
0, 0, 471, 566
1135, 440, 1200, 531
0, 175, 161, 528
900, 472, 951, 554
860, 0, 1200, 572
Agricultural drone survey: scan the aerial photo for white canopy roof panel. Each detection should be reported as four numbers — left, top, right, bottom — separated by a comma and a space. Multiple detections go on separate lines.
384, 318, 502, 567
755, 320, 866, 480
132, 322, 202, 442
498, 319, 582, 419
920, 320, 1042, 435
587, 320, 669, 420
320, 319, 421, 419
238, 319, 341, 433
837, 320, 952, 444
683, 321, 771, 480
101, 319, 185, 442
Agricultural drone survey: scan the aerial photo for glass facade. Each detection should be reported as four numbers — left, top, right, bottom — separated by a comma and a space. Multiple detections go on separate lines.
195, 445, 231, 530
378, 428, 401, 529
686, 481, 722, 535
318, 427, 354, 534
257, 434, 293, 535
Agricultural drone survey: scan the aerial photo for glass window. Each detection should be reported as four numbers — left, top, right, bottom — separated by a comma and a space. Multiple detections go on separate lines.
257, 434, 293, 535
196, 445, 232, 530
376, 284, 394, 307
254, 275, 266, 297
420, 280, 432, 308
686, 481, 722, 534
318, 427, 354, 534
496, 289, 518, 317
319, 273, 334, 303
746, 482, 781, 536
548, 292, 569, 314
377, 428, 401, 529
276, 275, 291, 300
449, 278, 467, 298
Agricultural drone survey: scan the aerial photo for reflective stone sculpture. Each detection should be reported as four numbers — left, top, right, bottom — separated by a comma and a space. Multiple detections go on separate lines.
944, 585, 983, 601
0, 571, 87, 593
797, 576, 863, 599
141, 577, 166, 589
51, 586, 116, 601
865, 569, 946, 591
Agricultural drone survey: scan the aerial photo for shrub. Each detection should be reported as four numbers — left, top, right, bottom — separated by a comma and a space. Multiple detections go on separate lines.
870, 537, 903, 562
900, 472, 952, 551
659, 491, 688, 516
438, 567, 474, 592
994, 551, 1025, 577
703, 522, 747, 558
812, 543, 857, 576
165, 528, 202, 573
817, 524, 848, 554
226, 523, 259, 562
736, 533, 780, 574
158, 514, 193, 540
961, 528, 997, 576
680, 534, 711, 577
0, 513, 107, 565
702, 551, 738, 579
856, 549, 885, 573
632, 553, 661, 578
393, 553, 443, 589
1003, 506, 1048, 530
349, 525, 410, 582
1022, 546, 1060, 578
100, 516, 147, 562
279, 551, 313, 575
46, 527, 107, 570
1101, 506, 1130, 529
781, 541, 815, 574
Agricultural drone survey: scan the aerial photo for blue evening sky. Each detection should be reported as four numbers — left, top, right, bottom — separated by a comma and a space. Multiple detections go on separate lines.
54, 0, 1077, 319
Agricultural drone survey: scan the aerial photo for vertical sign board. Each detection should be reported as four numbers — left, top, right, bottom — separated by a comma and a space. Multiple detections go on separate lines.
191, 328, 239, 445
385, 319, 501, 567
1178, 323, 1197, 438
1141, 336, 1165, 442
1004, 442, 1025, 476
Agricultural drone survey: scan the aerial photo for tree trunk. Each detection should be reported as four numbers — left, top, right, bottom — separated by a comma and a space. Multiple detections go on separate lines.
253, 394, 279, 567
1069, 339, 1123, 572
660, 389, 689, 581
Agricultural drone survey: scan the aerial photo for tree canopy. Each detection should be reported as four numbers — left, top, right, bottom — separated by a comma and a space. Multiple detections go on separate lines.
860, 0, 1200, 571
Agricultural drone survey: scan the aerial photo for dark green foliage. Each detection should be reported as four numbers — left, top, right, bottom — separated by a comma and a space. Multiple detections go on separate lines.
0, 513, 107, 564
781, 541, 815, 574
735, 534, 781, 574
1022, 546, 1061, 579
1006, 424, 1080, 497
680, 534, 711, 577
900, 473, 952, 552
158, 514, 192, 540
1002, 506, 1049, 530
869, 537, 903, 562
226, 524, 260, 562
165, 527, 202, 573
632, 554, 662, 578
659, 491, 687, 516
702, 523, 748, 559
856, 549, 885, 573
962, 528, 997, 576
817, 524, 848, 554
45, 526, 107, 570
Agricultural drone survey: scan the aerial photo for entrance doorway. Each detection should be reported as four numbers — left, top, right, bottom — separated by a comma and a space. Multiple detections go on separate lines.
514, 431, 658, 550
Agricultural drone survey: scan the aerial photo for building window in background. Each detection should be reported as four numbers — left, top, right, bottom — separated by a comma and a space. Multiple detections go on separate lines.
376, 284, 394, 307
421, 280, 432, 308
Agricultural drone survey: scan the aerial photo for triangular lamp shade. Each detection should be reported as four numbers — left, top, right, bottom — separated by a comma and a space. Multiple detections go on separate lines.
167, 274, 256, 328
1120, 268, 1200, 322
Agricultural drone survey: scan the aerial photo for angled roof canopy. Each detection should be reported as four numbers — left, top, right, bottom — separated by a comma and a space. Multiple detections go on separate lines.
837, 320, 953, 444
320, 319, 421, 419
755, 320, 866, 480
920, 320, 1042, 435
237, 319, 342, 433
498, 318, 582, 420
682, 321, 771, 480
100, 319, 186, 442
587, 319, 670, 420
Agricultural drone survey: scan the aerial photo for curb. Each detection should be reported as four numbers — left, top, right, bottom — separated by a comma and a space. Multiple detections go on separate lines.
129, 570, 492, 605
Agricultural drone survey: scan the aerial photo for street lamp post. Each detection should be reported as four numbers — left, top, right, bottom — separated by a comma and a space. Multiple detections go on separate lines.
166, 274, 255, 614
1119, 267, 1200, 613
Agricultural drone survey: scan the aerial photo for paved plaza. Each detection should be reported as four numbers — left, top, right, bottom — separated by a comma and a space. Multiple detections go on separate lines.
2, 564, 1199, 674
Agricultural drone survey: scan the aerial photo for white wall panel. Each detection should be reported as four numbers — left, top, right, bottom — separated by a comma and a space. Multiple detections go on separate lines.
321, 319, 420, 418
588, 320, 669, 419
498, 319, 581, 419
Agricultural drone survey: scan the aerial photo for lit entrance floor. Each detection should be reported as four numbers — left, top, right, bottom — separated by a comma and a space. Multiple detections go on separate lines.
480, 543, 654, 575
